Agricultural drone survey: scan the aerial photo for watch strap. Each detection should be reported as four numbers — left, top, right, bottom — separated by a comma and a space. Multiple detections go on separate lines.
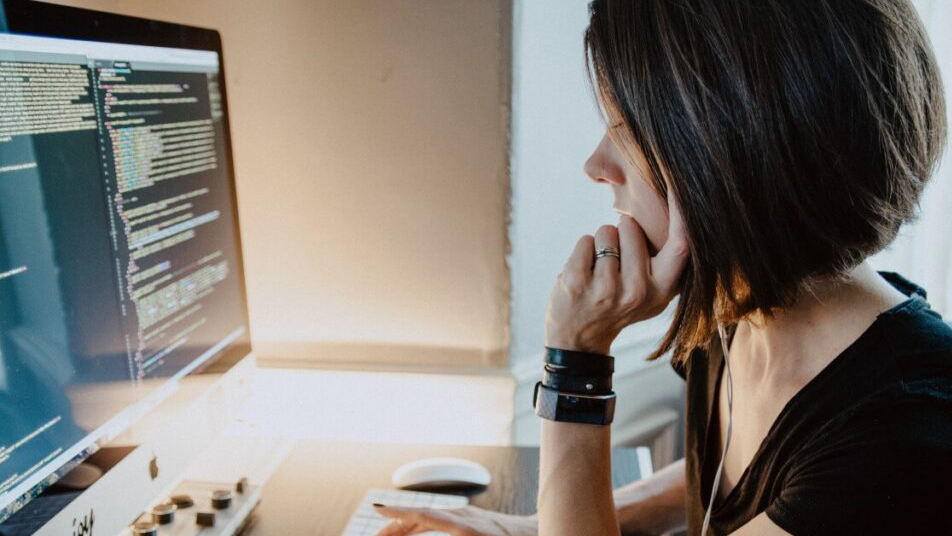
544, 347, 614, 375
542, 368, 612, 395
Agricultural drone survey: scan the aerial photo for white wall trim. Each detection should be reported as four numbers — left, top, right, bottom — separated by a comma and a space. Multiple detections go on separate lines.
636, 446, 654, 478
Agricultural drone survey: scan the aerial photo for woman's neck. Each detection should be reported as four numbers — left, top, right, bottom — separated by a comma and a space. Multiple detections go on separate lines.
732, 262, 907, 384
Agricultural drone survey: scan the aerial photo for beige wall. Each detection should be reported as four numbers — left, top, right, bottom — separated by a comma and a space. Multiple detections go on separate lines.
49, 0, 512, 367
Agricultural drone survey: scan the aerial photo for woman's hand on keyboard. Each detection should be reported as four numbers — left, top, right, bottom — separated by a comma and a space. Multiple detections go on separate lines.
372, 504, 537, 536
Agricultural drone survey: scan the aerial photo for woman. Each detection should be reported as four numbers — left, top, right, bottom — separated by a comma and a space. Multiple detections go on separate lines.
375, 0, 952, 534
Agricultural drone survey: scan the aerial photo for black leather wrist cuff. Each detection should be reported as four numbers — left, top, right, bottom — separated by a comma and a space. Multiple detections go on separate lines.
544, 347, 614, 376
542, 368, 612, 395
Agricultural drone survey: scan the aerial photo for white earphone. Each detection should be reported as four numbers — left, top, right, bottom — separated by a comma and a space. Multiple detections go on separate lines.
701, 322, 734, 536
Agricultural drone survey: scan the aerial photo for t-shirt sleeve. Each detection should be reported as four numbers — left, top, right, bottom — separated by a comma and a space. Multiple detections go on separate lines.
765, 396, 952, 535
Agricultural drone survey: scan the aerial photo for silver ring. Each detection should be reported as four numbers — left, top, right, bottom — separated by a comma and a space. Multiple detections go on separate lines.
595, 246, 620, 260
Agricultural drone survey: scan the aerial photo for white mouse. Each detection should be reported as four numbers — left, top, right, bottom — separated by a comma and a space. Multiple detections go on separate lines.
392, 457, 492, 490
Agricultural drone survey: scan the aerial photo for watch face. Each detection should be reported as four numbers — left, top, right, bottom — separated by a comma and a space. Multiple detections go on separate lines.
533, 382, 616, 425
534, 382, 559, 420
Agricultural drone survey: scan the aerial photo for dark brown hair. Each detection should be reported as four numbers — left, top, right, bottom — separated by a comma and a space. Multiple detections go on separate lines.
585, 0, 947, 362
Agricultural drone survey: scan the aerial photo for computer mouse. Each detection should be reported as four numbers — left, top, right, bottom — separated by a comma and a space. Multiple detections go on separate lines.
391, 457, 491, 490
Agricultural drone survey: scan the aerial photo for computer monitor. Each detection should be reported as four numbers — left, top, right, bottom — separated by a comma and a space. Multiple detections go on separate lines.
0, 0, 252, 526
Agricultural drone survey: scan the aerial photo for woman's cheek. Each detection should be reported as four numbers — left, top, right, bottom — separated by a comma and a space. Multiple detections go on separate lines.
632, 199, 669, 255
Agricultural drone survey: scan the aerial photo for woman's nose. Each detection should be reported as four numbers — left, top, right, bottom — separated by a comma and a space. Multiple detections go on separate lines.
584, 134, 624, 186
583, 152, 604, 183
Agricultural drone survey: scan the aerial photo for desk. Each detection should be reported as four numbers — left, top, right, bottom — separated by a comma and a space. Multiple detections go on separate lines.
246, 442, 650, 535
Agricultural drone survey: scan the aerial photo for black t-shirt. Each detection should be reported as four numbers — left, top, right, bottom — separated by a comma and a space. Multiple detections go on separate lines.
672, 272, 952, 535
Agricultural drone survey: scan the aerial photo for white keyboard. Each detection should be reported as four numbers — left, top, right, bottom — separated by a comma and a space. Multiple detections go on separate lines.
341, 488, 469, 536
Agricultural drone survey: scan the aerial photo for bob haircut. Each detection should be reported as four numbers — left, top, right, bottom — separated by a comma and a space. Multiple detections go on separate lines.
585, 0, 947, 362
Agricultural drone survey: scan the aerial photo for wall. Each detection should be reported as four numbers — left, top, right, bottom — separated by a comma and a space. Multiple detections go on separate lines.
869, 0, 952, 314
508, 0, 684, 449
508, 0, 607, 369
507, 0, 678, 371
47, 0, 513, 368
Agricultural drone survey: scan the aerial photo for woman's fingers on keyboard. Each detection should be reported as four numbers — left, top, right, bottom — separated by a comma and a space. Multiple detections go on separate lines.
374, 518, 418, 536
373, 505, 463, 535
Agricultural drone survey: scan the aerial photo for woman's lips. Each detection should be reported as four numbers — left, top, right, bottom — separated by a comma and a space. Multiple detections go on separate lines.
613, 207, 635, 220
612, 207, 659, 256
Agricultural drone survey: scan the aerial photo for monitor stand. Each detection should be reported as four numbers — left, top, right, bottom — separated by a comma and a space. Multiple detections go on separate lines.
0, 446, 135, 536
19, 355, 256, 536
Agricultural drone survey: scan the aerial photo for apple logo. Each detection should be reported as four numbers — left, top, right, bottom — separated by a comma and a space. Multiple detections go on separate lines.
149, 456, 159, 480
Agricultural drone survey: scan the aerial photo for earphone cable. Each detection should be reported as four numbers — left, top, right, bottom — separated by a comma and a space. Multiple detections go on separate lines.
701, 322, 734, 536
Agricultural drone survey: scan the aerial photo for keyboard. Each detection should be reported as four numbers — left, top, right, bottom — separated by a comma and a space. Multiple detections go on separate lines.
341, 488, 469, 536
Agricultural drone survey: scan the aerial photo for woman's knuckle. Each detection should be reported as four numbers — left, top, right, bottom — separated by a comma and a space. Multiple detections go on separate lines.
562, 275, 585, 296
595, 224, 618, 240
661, 281, 681, 301
621, 284, 647, 306
591, 284, 616, 306
668, 236, 690, 258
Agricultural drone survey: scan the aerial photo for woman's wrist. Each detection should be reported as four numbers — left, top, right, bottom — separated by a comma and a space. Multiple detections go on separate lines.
544, 334, 613, 355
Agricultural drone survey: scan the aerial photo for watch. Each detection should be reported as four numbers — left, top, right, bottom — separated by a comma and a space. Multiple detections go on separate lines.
533, 381, 616, 426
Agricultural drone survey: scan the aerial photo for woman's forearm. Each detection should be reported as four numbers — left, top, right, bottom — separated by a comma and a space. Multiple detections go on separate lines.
614, 458, 687, 535
539, 419, 620, 536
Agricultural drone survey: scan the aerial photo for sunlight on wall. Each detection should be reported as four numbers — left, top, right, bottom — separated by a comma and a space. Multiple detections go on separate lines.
236, 368, 516, 445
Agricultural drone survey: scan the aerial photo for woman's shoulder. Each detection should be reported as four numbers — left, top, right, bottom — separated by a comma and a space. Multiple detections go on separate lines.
873, 278, 952, 399
815, 290, 952, 447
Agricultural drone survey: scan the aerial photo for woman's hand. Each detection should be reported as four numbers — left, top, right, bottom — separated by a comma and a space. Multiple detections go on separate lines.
372, 504, 537, 536
545, 193, 689, 354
